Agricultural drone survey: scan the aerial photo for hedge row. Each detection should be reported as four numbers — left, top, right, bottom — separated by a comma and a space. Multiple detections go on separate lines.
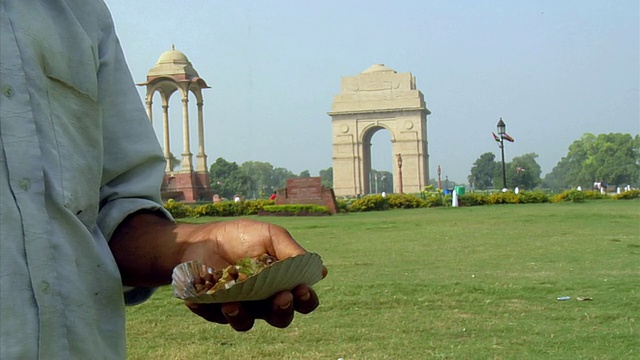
164, 199, 274, 219
343, 189, 639, 212
163, 189, 639, 218
262, 204, 329, 215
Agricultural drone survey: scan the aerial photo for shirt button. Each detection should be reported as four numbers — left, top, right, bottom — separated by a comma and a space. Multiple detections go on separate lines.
2, 85, 13, 98
19, 178, 31, 191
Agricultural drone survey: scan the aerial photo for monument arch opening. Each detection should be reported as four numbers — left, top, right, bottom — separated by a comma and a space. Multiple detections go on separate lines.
362, 125, 393, 195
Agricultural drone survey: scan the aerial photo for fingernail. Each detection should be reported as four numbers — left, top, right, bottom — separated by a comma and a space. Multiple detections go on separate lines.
299, 291, 311, 301
279, 302, 292, 310
226, 308, 239, 317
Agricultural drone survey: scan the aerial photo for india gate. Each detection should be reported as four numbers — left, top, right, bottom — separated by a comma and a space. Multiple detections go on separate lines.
329, 64, 431, 197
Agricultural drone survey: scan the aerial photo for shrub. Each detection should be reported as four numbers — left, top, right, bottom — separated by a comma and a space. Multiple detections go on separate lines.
191, 203, 215, 217
487, 191, 522, 204
519, 191, 550, 204
424, 193, 446, 207
336, 199, 351, 213
613, 189, 640, 200
387, 193, 427, 209
262, 204, 329, 215
243, 199, 274, 215
583, 190, 609, 200
458, 193, 488, 206
349, 195, 389, 212
551, 190, 586, 203
164, 199, 194, 218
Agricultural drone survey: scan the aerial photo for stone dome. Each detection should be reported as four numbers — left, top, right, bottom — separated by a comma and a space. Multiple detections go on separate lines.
362, 64, 397, 74
147, 45, 200, 79
157, 48, 190, 64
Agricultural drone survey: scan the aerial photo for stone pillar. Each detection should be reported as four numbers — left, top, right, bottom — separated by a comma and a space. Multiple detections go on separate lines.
145, 99, 153, 124
196, 101, 207, 172
162, 104, 171, 172
181, 97, 193, 171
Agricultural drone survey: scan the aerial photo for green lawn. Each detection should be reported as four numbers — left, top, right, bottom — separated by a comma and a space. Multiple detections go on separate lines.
126, 200, 639, 359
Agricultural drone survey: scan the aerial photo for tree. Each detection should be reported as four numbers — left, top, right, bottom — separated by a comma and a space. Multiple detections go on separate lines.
366, 169, 393, 194
299, 170, 311, 178
240, 161, 276, 198
507, 153, 542, 190
319, 167, 333, 188
240, 161, 297, 198
209, 157, 251, 199
468, 152, 498, 190
544, 133, 640, 189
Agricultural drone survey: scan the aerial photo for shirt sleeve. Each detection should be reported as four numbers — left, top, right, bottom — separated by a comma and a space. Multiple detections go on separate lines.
93, 8, 173, 305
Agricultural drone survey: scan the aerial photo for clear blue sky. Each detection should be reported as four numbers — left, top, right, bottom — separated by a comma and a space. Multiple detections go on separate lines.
104, 0, 639, 184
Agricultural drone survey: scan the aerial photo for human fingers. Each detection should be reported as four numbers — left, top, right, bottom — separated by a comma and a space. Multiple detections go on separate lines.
260, 290, 295, 328
221, 302, 255, 332
266, 223, 308, 260
292, 284, 320, 314
221, 290, 299, 330
210, 220, 306, 263
222, 291, 296, 329
184, 302, 228, 324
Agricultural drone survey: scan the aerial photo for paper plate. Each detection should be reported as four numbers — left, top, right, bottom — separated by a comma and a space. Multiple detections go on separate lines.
172, 253, 324, 303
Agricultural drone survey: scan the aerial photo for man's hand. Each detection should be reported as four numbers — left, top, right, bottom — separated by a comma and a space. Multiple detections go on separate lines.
110, 214, 327, 331
185, 283, 321, 331
180, 219, 327, 331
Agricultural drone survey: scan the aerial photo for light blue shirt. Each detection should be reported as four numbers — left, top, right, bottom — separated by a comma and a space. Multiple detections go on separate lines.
1, 0, 169, 358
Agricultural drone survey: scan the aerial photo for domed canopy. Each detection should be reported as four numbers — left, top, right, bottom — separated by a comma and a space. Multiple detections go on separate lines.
146, 44, 200, 79
362, 64, 397, 74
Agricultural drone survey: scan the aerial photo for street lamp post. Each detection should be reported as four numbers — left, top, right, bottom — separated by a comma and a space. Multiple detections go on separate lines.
497, 118, 507, 190
396, 153, 403, 194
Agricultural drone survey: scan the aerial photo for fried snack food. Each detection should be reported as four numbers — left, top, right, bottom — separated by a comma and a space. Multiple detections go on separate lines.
194, 254, 277, 295
172, 252, 324, 303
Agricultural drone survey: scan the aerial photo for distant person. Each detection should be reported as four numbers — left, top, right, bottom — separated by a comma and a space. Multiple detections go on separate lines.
0, 1, 326, 358
269, 191, 277, 200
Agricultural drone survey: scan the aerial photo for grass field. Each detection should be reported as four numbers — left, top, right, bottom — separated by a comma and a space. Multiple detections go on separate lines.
125, 200, 639, 359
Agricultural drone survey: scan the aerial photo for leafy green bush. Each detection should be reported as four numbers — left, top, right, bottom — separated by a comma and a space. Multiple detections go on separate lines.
487, 191, 523, 204
243, 199, 274, 215
191, 203, 215, 217
613, 189, 640, 200
387, 194, 427, 209
349, 195, 389, 212
577, 190, 605, 200
458, 193, 488, 206
336, 199, 351, 213
163, 199, 194, 218
551, 189, 587, 203
424, 193, 446, 207
262, 204, 329, 215
191, 202, 235, 217
519, 191, 550, 204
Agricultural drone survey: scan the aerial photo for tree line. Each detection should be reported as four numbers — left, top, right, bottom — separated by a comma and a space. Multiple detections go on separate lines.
468, 132, 639, 191
208, 132, 638, 198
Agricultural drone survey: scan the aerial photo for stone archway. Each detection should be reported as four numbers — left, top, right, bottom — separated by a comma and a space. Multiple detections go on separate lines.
328, 64, 431, 197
